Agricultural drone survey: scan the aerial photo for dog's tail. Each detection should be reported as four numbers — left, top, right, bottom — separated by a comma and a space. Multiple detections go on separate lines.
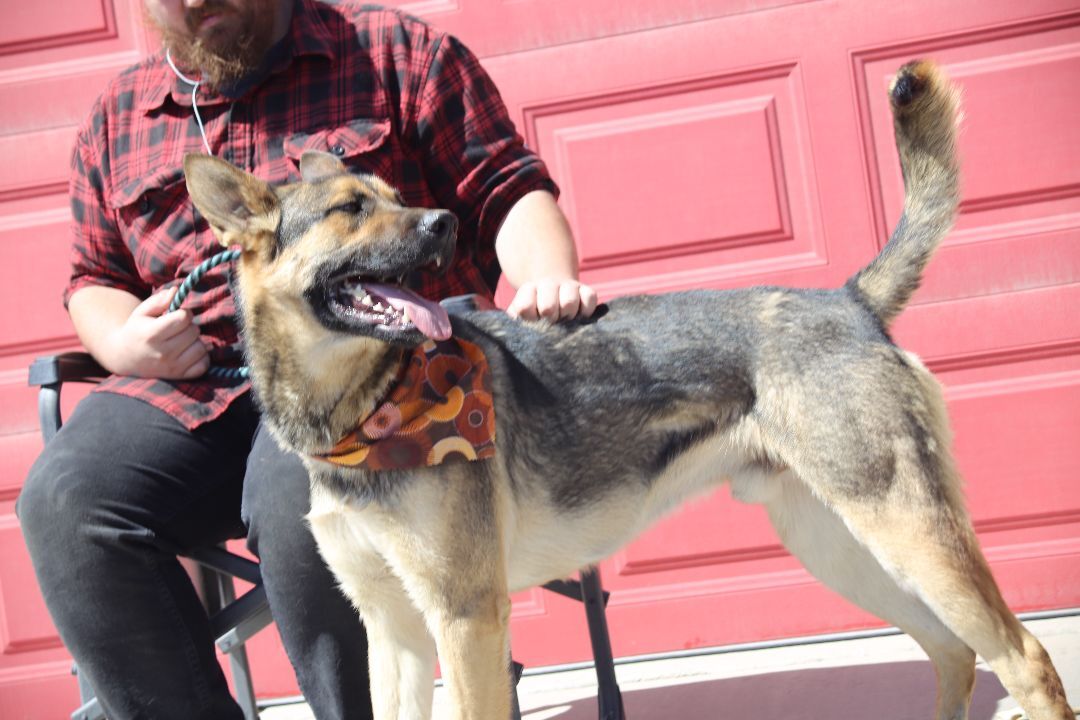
847, 60, 961, 328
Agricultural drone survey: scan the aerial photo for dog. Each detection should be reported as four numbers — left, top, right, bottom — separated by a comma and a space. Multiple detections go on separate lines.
184, 61, 1072, 720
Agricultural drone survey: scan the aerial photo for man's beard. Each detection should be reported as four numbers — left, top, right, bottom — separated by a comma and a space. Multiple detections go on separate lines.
150, 1, 279, 90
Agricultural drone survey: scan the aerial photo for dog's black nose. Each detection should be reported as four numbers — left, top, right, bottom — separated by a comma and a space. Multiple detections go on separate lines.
419, 210, 458, 241
417, 210, 458, 274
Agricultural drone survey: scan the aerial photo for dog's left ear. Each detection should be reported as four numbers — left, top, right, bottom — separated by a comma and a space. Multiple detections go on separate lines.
299, 151, 347, 182
184, 154, 280, 254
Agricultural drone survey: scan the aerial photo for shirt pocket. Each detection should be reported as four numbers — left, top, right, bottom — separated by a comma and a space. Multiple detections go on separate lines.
283, 118, 395, 180
108, 166, 200, 287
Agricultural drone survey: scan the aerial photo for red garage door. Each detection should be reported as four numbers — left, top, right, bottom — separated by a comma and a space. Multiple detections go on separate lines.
0, 0, 1077, 714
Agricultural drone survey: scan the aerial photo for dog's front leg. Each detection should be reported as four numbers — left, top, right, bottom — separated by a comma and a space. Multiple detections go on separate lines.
431, 587, 513, 720
404, 465, 513, 720
359, 590, 438, 720
307, 486, 438, 720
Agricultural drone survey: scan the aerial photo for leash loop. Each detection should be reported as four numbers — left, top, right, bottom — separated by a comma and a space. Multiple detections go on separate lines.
168, 248, 250, 380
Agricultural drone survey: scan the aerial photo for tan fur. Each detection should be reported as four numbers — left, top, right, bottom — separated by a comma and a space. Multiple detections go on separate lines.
183, 61, 1072, 720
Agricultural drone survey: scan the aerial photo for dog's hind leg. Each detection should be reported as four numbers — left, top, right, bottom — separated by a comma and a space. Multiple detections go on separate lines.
818, 490, 1070, 720
814, 491, 1071, 719
754, 377, 1071, 719
743, 470, 977, 719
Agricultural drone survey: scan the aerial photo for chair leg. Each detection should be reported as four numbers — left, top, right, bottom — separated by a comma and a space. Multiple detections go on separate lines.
229, 644, 260, 720
579, 568, 624, 720
209, 567, 260, 720
70, 664, 105, 720
510, 660, 524, 720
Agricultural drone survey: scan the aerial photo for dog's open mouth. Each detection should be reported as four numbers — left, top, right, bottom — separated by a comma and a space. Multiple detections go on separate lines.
327, 276, 452, 342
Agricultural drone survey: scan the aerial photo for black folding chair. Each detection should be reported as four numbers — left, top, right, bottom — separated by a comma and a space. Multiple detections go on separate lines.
29, 353, 273, 720
30, 351, 624, 720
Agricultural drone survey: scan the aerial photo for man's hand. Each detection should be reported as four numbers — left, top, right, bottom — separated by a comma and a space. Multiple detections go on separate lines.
69, 285, 210, 379
494, 190, 599, 322
506, 278, 598, 321
104, 288, 210, 379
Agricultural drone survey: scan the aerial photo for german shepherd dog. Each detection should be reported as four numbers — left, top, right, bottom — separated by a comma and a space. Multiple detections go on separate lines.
184, 62, 1072, 719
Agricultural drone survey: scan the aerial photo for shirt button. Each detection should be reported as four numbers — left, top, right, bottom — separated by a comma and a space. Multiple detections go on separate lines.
330, 144, 345, 156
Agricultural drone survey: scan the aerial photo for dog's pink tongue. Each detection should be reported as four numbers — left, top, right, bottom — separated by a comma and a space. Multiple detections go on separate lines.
367, 284, 452, 340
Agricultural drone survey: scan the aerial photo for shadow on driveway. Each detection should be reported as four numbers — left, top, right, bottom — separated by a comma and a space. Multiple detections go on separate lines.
522, 661, 1009, 719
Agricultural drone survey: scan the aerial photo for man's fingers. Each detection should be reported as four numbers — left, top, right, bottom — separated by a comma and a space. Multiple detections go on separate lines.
148, 308, 196, 342
158, 323, 201, 356
508, 280, 599, 321
557, 282, 581, 320
133, 287, 178, 318
134, 286, 195, 342
578, 284, 599, 318
174, 341, 210, 379
507, 284, 539, 320
535, 281, 560, 321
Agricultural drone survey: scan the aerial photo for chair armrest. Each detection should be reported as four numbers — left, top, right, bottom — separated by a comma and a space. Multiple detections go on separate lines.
29, 352, 109, 443
28, 352, 109, 388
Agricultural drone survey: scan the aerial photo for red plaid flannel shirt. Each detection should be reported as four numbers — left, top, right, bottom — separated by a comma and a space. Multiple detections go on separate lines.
67, 0, 557, 429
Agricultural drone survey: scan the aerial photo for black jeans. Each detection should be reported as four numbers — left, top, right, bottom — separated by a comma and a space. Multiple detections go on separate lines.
17, 392, 373, 720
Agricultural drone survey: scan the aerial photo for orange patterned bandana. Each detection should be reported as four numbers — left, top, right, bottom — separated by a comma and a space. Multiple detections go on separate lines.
314, 338, 496, 470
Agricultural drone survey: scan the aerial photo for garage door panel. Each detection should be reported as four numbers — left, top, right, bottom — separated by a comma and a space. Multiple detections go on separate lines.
600, 563, 880, 657
893, 283, 1080, 361
0, 210, 76, 353
948, 370, 1080, 523
612, 492, 784, 580
0, 1, 116, 59
528, 61, 826, 296
393, 0, 821, 59
914, 228, 1080, 304
552, 97, 788, 271
0, 519, 62, 656
0, 663, 80, 720
954, 50, 1080, 213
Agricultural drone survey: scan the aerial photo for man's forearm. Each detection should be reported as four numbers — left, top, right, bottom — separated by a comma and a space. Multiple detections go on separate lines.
495, 190, 597, 320
495, 190, 580, 287
68, 285, 144, 369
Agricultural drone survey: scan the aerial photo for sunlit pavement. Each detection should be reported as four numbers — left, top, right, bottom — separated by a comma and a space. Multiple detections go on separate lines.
262, 613, 1079, 720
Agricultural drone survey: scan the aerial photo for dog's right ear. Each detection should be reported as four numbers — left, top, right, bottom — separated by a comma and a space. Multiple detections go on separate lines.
299, 150, 347, 182
184, 154, 280, 255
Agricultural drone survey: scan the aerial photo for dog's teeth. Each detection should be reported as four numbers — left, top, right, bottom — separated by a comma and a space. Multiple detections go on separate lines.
360, 295, 374, 307
435, 257, 443, 268
373, 302, 386, 312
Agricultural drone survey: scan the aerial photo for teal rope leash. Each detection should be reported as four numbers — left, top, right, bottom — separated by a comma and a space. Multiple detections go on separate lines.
168, 249, 250, 381
167, 248, 240, 313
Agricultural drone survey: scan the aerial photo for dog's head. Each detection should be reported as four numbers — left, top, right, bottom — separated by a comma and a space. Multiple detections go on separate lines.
184, 151, 458, 346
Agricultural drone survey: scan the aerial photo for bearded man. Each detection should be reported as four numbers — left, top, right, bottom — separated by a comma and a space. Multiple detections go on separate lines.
18, 1, 595, 718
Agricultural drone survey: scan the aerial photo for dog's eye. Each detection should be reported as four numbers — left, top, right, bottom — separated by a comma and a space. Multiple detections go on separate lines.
331, 198, 365, 216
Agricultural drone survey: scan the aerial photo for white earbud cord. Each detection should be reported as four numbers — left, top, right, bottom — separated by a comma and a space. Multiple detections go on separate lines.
165, 49, 213, 155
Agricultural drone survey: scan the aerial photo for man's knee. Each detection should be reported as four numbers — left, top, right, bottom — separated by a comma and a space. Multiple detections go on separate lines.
18, 442, 100, 555
241, 427, 312, 556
